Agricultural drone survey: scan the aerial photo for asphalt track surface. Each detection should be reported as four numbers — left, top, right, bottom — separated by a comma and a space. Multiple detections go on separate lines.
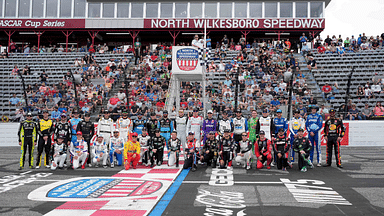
1, 146, 384, 216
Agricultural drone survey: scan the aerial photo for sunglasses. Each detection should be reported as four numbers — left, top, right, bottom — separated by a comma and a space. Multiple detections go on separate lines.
132, 135, 137, 137
113, 132, 119, 133
242, 135, 247, 137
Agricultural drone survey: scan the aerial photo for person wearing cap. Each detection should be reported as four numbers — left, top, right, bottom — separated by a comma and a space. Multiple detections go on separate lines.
256, 109, 275, 141
273, 109, 288, 137
323, 109, 345, 168
218, 129, 235, 170
202, 110, 218, 145
69, 131, 89, 169
218, 111, 233, 137
69, 110, 82, 143
273, 128, 290, 171
53, 113, 72, 166
149, 129, 166, 167
201, 131, 219, 168
117, 111, 133, 143
109, 130, 125, 168
184, 131, 200, 171
288, 109, 306, 163
174, 110, 188, 150
36, 110, 54, 169
50, 136, 68, 170
255, 130, 273, 169
186, 109, 204, 145
235, 132, 253, 170
248, 110, 259, 145
133, 112, 146, 135
18, 112, 38, 170
306, 105, 323, 166
91, 134, 108, 168
167, 131, 181, 167
138, 127, 151, 166
97, 111, 114, 146
50, 106, 61, 121
158, 110, 174, 147
322, 82, 332, 101
231, 109, 248, 143
146, 112, 158, 137
292, 128, 313, 172
77, 113, 95, 166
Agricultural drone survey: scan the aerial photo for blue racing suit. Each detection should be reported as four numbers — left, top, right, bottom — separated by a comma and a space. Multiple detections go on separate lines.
133, 118, 146, 135
306, 113, 323, 164
273, 117, 288, 137
158, 118, 174, 146
69, 118, 82, 142
202, 118, 217, 144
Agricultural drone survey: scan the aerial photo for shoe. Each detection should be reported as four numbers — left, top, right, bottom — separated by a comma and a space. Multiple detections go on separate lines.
282, 167, 287, 171
29, 166, 33, 169
125, 164, 130, 170
18, 167, 23, 170
236, 162, 241, 166
227, 166, 233, 170
337, 165, 343, 168
88, 164, 92, 168
45, 165, 50, 169
81, 164, 85, 169
35, 166, 40, 169
317, 163, 322, 167
103, 165, 108, 169
270, 162, 275, 167
301, 167, 307, 172
133, 166, 137, 169
150, 164, 154, 168
64, 164, 68, 168
267, 166, 271, 170
95, 164, 99, 168
246, 165, 251, 170
191, 167, 197, 172
111, 163, 114, 168
58, 167, 63, 170
322, 164, 331, 167
308, 161, 314, 169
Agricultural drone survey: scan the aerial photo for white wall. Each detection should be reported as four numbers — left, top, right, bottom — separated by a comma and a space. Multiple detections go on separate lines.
0, 123, 20, 147
347, 121, 384, 147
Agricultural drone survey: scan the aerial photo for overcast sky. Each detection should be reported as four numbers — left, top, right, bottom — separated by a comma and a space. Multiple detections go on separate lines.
321, 0, 384, 38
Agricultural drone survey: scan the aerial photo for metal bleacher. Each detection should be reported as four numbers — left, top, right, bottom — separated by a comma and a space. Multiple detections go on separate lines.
0, 52, 134, 120
311, 48, 384, 109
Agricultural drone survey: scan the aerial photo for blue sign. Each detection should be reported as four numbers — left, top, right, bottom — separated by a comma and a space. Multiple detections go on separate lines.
47, 178, 114, 198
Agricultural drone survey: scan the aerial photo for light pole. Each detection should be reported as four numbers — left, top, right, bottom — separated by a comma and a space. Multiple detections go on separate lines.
18, 71, 29, 112
284, 68, 295, 120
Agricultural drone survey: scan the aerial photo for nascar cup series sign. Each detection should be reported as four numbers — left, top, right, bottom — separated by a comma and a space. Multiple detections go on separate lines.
172, 46, 202, 76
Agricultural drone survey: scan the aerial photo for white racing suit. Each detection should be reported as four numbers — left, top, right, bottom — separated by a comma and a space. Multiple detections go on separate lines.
217, 118, 232, 137
186, 116, 203, 146
117, 117, 132, 143
168, 138, 181, 167
235, 140, 253, 167
92, 140, 108, 166
109, 137, 125, 166
69, 139, 88, 169
138, 134, 151, 165
175, 115, 188, 151
97, 118, 114, 146
50, 142, 67, 170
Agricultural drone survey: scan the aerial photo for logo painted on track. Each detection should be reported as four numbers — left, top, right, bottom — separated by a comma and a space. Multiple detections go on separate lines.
29, 177, 163, 202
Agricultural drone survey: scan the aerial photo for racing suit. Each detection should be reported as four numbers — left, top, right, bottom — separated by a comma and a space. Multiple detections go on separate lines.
248, 117, 259, 144
167, 138, 181, 167
36, 118, 54, 167
174, 115, 187, 150
288, 116, 305, 162
183, 138, 199, 169
146, 118, 158, 137
138, 134, 151, 165
202, 118, 218, 144
97, 117, 114, 146
273, 135, 290, 170
324, 117, 345, 166
69, 139, 88, 169
293, 136, 312, 170
201, 138, 219, 167
255, 137, 272, 169
149, 136, 166, 166
256, 116, 274, 140
109, 136, 125, 166
306, 113, 323, 164
50, 141, 67, 170
273, 117, 288, 136
133, 118, 146, 135
69, 117, 82, 142
117, 117, 132, 142
18, 119, 37, 168
235, 139, 252, 168
217, 118, 233, 138
158, 118, 174, 146
91, 139, 108, 166
77, 120, 95, 164
219, 136, 235, 169
124, 140, 141, 169
232, 117, 248, 143
186, 116, 203, 145
54, 121, 71, 145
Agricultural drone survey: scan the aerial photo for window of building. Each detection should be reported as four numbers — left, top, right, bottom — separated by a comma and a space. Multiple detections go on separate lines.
280, 2, 293, 17
249, 2, 262, 18
19, 0, 30, 17
5, 0, 16, 17
46, 0, 58, 17
117, 3, 129, 18
160, 3, 173, 18
0, 0, 3, 17
60, 0, 71, 17
265, 2, 277, 18
131, 3, 143, 18
190, 2, 202, 18
103, 3, 114, 18
175, 3, 187, 18
32, 0, 44, 18
220, 2, 232, 18
296, 2, 308, 18
235, 2, 247, 18
74, 0, 86, 17
88, 3, 100, 18
205, 2, 217, 18
146, 3, 158, 18
310, 2, 323, 17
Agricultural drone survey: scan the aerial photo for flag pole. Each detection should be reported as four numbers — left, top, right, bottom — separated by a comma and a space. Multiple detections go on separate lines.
202, 19, 207, 118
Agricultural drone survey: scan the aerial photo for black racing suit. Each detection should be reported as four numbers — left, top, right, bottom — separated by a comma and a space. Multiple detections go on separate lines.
324, 117, 345, 166
54, 121, 72, 145
149, 136, 166, 166
36, 118, 54, 167
293, 136, 312, 170
146, 119, 158, 137
219, 136, 235, 168
202, 138, 219, 167
273, 135, 290, 169
18, 120, 38, 168
77, 120, 95, 164
167, 138, 181, 167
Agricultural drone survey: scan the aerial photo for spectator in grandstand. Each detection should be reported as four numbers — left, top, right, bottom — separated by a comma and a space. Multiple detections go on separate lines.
301, 42, 310, 57
40, 70, 48, 84
322, 82, 332, 101
318, 104, 329, 119
11, 65, 20, 76
9, 94, 21, 106
14, 108, 25, 122
22, 65, 31, 75
356, 86, 365, 99
192, 35, 203, 49
373, 102, 384, 117
107, 94, 120, 110
371, 82, 382, 97
306, 56, 317, 71
361, 103, 372, 120
346, 104, 362, 120
299, 33, 308, 50
364, 86, 372, 99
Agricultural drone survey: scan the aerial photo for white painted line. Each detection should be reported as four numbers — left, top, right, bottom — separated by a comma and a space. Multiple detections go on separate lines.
34, 180, 61, 182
